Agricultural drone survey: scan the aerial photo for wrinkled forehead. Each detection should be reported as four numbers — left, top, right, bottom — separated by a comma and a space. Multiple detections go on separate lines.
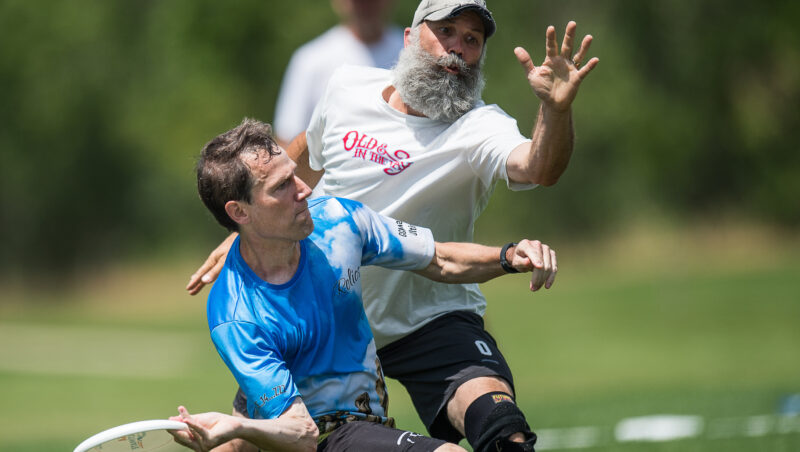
427, 9, 485, 34
241, 148, 283, 183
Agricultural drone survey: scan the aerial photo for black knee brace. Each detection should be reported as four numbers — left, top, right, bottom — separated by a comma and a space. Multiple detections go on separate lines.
464, 392, 537, 452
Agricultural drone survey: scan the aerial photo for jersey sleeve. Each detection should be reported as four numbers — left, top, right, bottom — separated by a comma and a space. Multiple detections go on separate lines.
464, 105, 536, 191
336, 198, 435, 270
210, 321, 300, 420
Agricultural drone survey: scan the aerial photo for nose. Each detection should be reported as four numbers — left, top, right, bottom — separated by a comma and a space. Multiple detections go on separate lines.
295, 175, 312, 200
447, 38, 463, 58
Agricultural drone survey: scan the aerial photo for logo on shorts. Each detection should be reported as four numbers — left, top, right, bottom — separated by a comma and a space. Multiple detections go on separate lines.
397, 431, 425, 445
341, 130, 413, 176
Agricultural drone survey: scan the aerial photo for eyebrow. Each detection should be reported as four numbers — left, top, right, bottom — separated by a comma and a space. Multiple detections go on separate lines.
270, 162, 298, 190
438, 17, 484, 34
270, 172, 292, 190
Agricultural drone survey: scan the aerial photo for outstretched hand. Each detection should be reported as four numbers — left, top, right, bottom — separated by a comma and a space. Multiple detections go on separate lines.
508, 239, 558, 292
514, 21, 598, 111
169, 406, 238, 452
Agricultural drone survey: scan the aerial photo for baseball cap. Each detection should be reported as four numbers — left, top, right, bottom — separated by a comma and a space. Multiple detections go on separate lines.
412, 0, 496, 38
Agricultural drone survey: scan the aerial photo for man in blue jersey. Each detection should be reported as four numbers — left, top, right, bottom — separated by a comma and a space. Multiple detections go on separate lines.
170, 118, 557, 452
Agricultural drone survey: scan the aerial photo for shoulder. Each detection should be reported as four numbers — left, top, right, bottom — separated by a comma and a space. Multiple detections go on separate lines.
293, 25, 349, 57
309, 197, 375, 246
286, 26, 355, 78
206, 245, 253, 329
384, 25, 405, 41
207, 267, 245, 329
309, 196, 365, 223
447, 103, 523, 137
460, 102, 516, 122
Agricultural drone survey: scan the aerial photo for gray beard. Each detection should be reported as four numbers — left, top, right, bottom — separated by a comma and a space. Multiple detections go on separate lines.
392, 35, 485, 123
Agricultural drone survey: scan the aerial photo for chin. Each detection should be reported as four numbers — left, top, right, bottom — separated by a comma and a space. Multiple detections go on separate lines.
299, 218, 315, 238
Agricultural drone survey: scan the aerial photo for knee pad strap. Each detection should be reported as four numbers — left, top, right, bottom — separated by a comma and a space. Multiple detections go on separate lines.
464, 392, 537, 452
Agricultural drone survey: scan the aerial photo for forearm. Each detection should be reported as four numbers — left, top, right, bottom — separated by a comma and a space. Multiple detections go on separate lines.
286, 132, 323, 189
518, 102, 576, 186
529, 103, 574, 185
507, 104, 574, 187
206, 438, 257, 452
415, 242, 507, 283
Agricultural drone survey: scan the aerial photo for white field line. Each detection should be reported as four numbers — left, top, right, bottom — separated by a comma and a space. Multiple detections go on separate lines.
536, 414, 800, 450
0, 322, 208, 379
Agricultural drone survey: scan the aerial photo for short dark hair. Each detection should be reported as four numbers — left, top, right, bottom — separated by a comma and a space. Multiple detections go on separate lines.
197, 118, 280, 231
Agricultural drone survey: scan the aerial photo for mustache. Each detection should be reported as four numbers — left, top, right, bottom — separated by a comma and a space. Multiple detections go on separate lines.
437, 52, 476, 75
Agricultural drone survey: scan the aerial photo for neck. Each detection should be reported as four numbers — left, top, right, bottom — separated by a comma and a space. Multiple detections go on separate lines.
238, 233, 301, 285
346, 21, 384, 44
383, 85, 426, 117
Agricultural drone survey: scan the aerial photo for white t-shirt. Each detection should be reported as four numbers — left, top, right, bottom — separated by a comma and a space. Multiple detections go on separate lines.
273, 25, 404, 143
307, 65, 534, 347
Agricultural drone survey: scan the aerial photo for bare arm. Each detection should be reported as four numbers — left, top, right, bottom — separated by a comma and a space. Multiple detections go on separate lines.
169, 398, 318, 452
285, 131, 323, 189
506, 21, 599, 186
414, 239, 557, 292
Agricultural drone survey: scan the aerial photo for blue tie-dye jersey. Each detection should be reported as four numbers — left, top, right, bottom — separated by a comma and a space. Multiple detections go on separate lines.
206, 196, 435, 423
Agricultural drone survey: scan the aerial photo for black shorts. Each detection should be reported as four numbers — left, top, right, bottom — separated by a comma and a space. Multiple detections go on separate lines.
320, 421, 448, 452
377, 311, 515, 443
232, 390, 448, 452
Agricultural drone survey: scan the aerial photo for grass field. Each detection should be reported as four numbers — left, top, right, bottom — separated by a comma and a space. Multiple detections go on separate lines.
1, 222, 799, 451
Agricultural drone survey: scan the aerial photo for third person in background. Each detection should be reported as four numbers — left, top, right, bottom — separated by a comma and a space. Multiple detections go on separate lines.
273, 0, 403, 146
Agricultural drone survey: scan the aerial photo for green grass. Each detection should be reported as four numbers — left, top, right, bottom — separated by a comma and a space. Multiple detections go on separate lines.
1, 225, 799, 451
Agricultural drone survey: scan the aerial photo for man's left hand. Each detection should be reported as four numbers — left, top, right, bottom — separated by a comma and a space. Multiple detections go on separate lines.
514, 21, 599, 111
509, 239, 558, 292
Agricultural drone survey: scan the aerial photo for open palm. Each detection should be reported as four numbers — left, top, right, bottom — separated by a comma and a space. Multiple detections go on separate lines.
514, 21, 599, 111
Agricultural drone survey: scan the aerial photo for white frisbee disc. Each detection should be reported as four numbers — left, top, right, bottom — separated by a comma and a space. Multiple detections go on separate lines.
73, 419, 189, 452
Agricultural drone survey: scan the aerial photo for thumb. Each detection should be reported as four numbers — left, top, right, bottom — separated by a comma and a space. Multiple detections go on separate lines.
514, 47, 536, 74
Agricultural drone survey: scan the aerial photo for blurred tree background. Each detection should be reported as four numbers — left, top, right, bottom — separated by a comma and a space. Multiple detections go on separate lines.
0, 0, 798, 281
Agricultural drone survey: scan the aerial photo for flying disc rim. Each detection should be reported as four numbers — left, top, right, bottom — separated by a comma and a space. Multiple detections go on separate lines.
73, 419, 188, 452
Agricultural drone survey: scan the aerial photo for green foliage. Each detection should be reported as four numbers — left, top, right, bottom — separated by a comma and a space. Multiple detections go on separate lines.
1, 0, 798, 273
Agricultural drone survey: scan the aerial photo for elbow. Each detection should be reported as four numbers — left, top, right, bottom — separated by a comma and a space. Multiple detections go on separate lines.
282, 418, 318, 452
526, 166, 561, 186
415, 266, 459, 284
417, 268, 492, 285
298, 421, 319, 451
513, 165, 560, 187
537, 175, 560, 187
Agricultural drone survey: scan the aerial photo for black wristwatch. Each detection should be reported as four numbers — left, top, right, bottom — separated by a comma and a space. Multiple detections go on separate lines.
500, 242, 519, 273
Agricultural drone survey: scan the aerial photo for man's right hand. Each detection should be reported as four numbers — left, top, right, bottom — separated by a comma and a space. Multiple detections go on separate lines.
186, 233, 237, 295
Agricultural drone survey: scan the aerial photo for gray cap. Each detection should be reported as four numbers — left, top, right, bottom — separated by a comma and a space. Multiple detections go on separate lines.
412, 0, 496, 38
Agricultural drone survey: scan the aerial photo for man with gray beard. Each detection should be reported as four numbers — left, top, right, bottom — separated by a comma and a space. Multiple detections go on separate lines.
392, 25, 486, 122
188, 1, 597, 450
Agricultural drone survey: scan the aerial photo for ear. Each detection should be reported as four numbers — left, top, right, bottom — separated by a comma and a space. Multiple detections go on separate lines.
224, 200, 250, 226
403, 27, 412, 47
